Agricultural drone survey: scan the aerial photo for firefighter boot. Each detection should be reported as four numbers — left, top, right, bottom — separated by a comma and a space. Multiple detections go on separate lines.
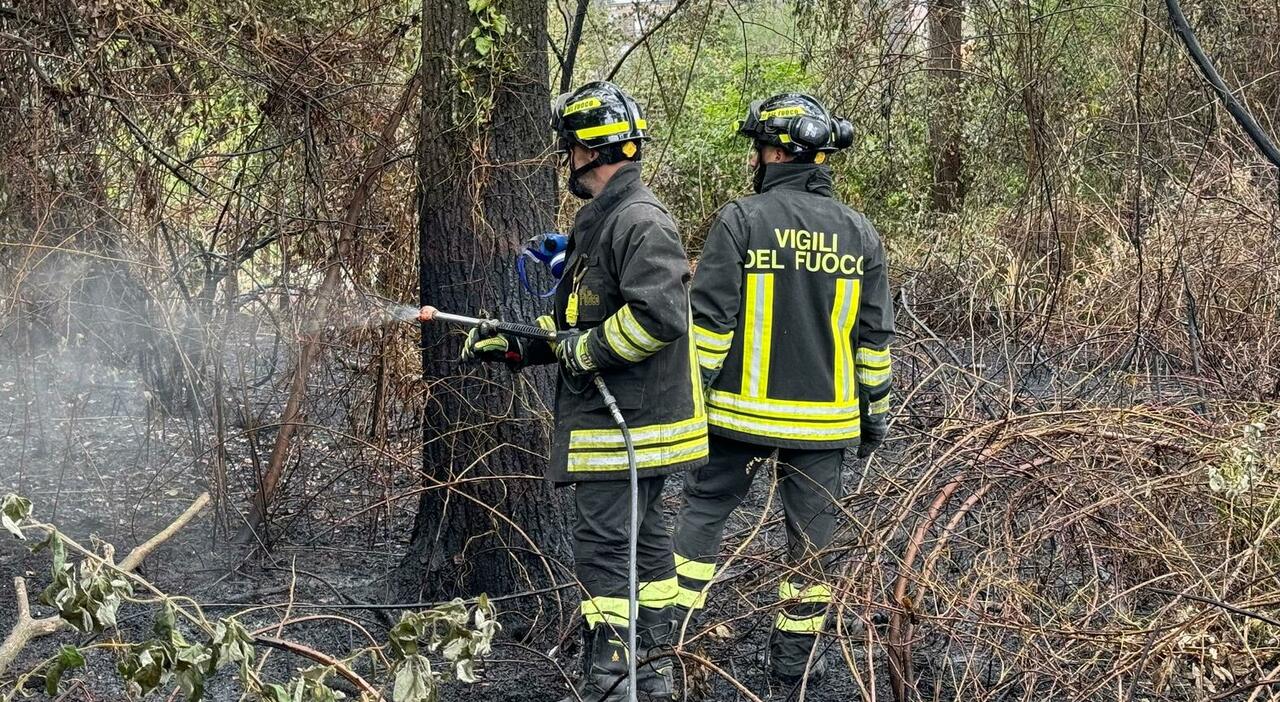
767, 629, 828, 687
636, 606, 676, 701
560, 624, 631, 702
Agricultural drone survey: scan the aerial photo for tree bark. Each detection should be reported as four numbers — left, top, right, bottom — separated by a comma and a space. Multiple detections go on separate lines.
401, 0, 572, 628
928, 0, 965, 212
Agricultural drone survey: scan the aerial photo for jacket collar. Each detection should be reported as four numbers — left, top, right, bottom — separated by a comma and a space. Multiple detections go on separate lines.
760, 162, 833, 197
571, 161, 643, 254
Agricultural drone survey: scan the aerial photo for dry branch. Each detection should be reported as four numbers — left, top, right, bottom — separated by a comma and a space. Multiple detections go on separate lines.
254, 636, 382, 700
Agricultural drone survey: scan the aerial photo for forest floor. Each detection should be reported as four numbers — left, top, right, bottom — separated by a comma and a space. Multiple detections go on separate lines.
0, 345, 900, 701
0, 335, 1235, 701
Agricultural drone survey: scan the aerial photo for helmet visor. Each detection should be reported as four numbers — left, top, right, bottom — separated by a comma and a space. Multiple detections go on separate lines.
736, 99, 764, 138
550, 91, 572, 133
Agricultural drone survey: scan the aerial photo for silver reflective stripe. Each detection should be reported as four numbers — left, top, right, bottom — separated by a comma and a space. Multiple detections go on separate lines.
569, 417, 707, 448
567, 440, 708, 471
707, 390, 858, 418
834, 281, 855, 402
708, 407, 860, 440
747, 274, 768, 397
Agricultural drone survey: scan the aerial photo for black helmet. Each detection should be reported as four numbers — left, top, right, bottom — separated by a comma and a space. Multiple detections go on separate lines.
736, 93, 853, 158
551, 81, 650, 154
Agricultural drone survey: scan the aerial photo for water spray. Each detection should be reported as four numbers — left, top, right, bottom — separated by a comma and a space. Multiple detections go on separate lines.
418, 304, 641, 702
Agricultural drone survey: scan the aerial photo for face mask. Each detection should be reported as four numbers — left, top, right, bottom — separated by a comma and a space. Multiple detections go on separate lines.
564, 147, 604, 200
568, 158, 598, 199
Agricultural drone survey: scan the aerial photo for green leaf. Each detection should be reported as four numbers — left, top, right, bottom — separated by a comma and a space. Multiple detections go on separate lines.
1, 494, 31, 539
260, 683, 292, 702
490, 14, 508, 36
48, 532, 66, 572
176, 664, 207, 701
211, 619, 256, 679
59, 645, 86, 669
473, 35, 493, 57
154, 600, 189, 646
466, 0, 490, 12
45, 645, 86, 695
119, 642, 172, 697
389, 614, 422, 659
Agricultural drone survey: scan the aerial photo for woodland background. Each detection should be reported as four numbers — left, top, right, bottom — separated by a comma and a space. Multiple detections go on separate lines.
2, 0, 1280, 700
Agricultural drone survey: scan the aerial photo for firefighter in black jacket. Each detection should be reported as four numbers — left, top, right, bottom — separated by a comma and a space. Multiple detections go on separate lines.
671, 93, 895, 685
461, 81, 707, 702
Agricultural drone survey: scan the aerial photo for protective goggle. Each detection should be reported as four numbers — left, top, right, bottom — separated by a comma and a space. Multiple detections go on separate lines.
551, 91, 579, 156
734, 99, 765, 137
550, 91, 571, 134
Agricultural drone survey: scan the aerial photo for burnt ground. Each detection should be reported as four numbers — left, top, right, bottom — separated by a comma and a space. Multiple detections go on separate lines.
0, 346, 898, 702
2, 333, 1232, 701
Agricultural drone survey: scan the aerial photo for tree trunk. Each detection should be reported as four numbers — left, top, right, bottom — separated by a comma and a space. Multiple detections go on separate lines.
928, 0, 965, 212
400, 0, 572, 628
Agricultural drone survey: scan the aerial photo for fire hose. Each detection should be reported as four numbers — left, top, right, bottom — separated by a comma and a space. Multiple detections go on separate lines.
418, 305, 640, 702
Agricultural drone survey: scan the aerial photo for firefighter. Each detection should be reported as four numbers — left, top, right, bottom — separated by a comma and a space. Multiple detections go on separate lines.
671, 93, 895, 685
460, 81, 707, 702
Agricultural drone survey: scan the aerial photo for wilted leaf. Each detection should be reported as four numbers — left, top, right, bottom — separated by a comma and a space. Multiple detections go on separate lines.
1, 494, 32, 539
45, 645, 86, 695
455, 658, 477, 684
260, 682, 292, 702
392, 655, 436, 702
211, 619, 256, 679
30, 531, 67, 572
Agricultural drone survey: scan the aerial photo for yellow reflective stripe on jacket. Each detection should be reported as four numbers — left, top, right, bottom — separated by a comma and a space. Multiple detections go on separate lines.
693, 324, 733, 352
741, 273, 776, 397
856, 347, 891, 366
602, 316, 648, 362
686, 320, 706, 418
675, 554, 716, 581
583, 596, 630, 627
707, 390, 859, 419
570, 415, 706, 449
869, 394, 890, 415
568, 439, 708, 471
778, 581, 832, 604
774, 611, 826, 634
574, 119, 647, 140
707, 405, 860, 442
601, 304, 669, 363
697, 352, 725, 371
829, 279, 861, 403
856, 346, 892, 386
638, 577, 679, 608
693, 324, 732, 371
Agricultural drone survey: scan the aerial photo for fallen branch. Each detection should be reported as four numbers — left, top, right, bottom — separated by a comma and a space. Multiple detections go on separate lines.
254, 636, 382, 700
0, 492, 210, 678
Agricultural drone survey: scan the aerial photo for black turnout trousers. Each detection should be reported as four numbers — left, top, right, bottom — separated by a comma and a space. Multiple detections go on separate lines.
672, 434, 843, 625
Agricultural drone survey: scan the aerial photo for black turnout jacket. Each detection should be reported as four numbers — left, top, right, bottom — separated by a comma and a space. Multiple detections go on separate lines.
526, 163, 709, 483
689, 163, 895, 450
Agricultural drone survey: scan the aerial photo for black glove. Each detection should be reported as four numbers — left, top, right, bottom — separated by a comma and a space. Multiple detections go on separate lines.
459, 326, 524, 365
858, 423, 886, 458
537, 316, 598, 375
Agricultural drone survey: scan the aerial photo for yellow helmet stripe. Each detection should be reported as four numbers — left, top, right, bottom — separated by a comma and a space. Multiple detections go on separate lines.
760, 105, 806, 120
574, 119, 647, 140
563, 97, 602, 115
